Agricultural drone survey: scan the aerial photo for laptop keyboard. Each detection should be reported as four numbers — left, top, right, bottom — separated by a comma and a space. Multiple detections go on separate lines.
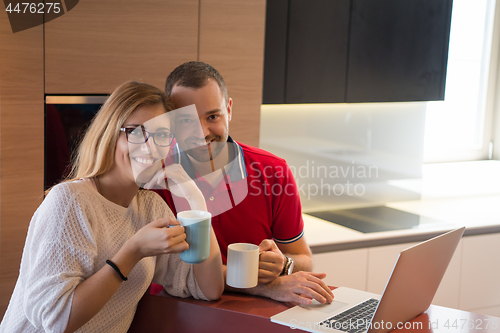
318, 298, 379, 333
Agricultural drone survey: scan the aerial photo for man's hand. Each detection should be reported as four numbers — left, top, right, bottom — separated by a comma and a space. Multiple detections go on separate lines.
258, 239, 286, 284
259, 271, 334, 305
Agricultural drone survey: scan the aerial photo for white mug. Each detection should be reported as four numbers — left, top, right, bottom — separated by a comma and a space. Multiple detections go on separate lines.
226, 243, 259, 289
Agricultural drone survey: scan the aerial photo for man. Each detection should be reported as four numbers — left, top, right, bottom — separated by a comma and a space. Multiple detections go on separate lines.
154, 61, 333, 305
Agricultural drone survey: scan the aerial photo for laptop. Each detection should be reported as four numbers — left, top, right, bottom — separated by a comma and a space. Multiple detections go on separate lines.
271, 227, 465, 333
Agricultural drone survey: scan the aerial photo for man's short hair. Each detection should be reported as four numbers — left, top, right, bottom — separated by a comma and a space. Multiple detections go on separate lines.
165, 61, 228, 103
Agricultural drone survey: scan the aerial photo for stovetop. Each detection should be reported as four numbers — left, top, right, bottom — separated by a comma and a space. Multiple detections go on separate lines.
307, 206, 446, 233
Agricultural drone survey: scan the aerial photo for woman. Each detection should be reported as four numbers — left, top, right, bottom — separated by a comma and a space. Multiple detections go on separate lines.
0, 81, 224, 333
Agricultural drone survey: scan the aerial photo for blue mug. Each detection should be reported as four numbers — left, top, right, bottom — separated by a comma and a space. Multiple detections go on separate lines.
177, 210, 212, 264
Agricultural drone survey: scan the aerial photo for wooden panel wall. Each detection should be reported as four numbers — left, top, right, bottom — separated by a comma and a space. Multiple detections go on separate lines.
199, 0, 266, 147
45, 0, 199, 94
0, 19, 44, 316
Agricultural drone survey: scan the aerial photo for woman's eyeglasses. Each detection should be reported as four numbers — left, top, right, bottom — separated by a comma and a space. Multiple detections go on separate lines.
120, 126, 174, 147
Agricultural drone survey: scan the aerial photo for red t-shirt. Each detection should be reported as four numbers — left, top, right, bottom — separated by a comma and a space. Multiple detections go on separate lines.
153, 137, 304, 264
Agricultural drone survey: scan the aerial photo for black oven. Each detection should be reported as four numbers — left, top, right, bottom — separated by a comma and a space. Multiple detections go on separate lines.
44, 96, 108, 189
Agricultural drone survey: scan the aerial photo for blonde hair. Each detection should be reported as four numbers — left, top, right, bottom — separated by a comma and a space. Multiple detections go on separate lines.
64, 81, 171, 183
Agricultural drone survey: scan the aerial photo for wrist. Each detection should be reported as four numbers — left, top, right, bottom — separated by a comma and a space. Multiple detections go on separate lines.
108, 250, 138, 281
280, 255, 294, 276
244, 280, 269, 297
250, 277, 282, 300
120, 238, 143, 264
280, 254, 287, 275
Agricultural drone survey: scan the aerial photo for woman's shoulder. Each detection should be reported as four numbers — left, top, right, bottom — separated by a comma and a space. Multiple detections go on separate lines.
46, 180, 94, 200
43, 180, 102, 215
32, 181, 98, 235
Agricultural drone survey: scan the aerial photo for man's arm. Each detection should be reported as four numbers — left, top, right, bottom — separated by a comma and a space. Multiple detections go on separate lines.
262, 161, 312, 274
223, 237, 333, 305
277, 236, 313, 272
222, 264, 333, 305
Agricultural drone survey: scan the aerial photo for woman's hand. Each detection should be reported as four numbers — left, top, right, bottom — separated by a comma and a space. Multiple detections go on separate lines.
143, 163, 207, 211
125, 217, 189, 261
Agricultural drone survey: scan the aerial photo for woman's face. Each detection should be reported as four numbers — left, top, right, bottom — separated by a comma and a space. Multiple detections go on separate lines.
114, 103, 172, 185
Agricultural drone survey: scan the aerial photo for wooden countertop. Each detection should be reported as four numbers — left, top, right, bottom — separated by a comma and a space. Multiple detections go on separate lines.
128, 291, 500, 333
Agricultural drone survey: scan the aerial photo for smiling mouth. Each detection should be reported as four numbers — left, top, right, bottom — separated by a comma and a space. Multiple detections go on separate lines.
190, 139, 216, 147
132, 156, 158, 166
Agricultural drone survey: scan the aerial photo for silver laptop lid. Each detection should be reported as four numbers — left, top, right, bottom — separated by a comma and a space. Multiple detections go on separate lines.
369, 227, 465, 333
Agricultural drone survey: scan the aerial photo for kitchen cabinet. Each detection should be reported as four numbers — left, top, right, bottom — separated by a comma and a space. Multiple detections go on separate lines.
313, 232, 500, 314
199, 0, 266, 147
346, 0, 452, 102
460, 233, 500, 311
44, 0, 265, 147
45, 0, 199, 94
313, 248, 368, 291
285, 0, 350, 104
262, 0, 288, 104
0, 15, 44, 315
263, 0, 452, 104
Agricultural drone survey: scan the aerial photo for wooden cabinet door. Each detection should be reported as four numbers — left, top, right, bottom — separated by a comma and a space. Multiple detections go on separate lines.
0, 17, 44, 317
45, 0, 199, 94
346, 0, 453, 103
199, 0, 266, 147
286, 0, 350, 104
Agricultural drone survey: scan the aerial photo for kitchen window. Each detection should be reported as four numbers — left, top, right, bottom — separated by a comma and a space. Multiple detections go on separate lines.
424, 0, 498, 163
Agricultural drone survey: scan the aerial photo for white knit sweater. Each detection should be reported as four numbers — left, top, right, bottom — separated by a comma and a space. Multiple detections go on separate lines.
0, 180, 206, 333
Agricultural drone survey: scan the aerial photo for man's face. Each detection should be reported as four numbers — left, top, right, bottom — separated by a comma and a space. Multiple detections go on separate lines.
170, 79, 232, 162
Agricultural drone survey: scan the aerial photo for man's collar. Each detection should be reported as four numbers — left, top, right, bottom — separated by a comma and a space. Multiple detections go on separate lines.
174, 136, 247, 182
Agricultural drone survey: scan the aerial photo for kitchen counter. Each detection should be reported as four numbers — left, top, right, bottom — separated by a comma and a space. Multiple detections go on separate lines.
304, 161, 500, 253
129, 289, 500, 333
